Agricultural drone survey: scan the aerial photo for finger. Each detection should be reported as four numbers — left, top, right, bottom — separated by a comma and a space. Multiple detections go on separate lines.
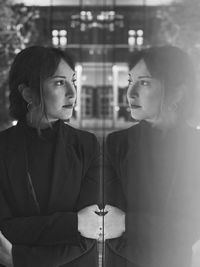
0, 231, 4, 245
0, 231, 12, 248
104, 204, 114, 211
98, 214, 104, 226
94, 205, 101, 211
87, 204, 99, 211
103, 232, 109, 240
95, 205, 101, 212
0, 233, 7, 242
94, 210, 108, 216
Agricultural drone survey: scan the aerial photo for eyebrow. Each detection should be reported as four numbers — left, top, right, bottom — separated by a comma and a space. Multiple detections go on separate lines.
129, 75, 153, 79
51, 74, 76, 79
128, 74, 153, 79
51, 75, 66, 79
138, 75, 153, 79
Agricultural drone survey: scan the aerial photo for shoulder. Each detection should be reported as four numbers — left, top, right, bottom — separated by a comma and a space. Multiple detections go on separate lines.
106, 124, 139, 149
0, 125, 15, 137
0, 126, 16, 153
64, 123, 97, 141
107, 128, 129, 143
63, 123, 99, 152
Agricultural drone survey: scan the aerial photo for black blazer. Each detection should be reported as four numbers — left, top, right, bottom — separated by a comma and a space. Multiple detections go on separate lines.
0, 120, 100, 267
105, 121, 200, 267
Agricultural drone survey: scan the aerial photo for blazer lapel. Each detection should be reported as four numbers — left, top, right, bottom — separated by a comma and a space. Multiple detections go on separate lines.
5, 122, 40, 215
48, 122, 79, 213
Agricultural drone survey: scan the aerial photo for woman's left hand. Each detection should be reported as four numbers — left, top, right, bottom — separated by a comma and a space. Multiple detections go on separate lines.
0, 231, 13, 267
78, 205, 103, 239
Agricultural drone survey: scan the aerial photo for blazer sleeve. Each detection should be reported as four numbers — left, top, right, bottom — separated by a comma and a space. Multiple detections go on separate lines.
0, 210, 80, 246
11, 238, 95, 267
108, 211, 200, 267
106, 128, 200, 267
0, 133, 100, 247
0, 156, 80, 246
76, 133, 101, 210
103, 132, 126, 210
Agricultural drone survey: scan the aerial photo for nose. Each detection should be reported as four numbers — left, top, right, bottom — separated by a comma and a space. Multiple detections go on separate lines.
127, 82, 139, 99
65, 82, 76, 99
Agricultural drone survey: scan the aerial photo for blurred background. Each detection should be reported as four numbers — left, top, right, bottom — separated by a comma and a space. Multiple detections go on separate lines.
0, 0, 200, 136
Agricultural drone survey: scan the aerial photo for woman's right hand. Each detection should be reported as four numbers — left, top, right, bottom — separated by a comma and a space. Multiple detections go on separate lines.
0, 231, 13, 267
78, 205, 103, 239
103, 205, 125, 240
191, 240, 200, 267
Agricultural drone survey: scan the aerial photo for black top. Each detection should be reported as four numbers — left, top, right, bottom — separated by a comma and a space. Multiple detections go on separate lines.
0, 120, 100, 267
105, 121, 200, 267
23, 121, 59, 213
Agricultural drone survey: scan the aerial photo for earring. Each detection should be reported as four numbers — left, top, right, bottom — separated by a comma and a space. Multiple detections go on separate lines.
27, 101, 32, 112
27, 101, 33, 124
172, 102, 178, 111
168, 103, 178, 112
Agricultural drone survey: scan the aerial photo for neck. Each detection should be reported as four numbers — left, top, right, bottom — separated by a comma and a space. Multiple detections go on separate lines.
26, 112, 58, 129
146, 109, 179, 131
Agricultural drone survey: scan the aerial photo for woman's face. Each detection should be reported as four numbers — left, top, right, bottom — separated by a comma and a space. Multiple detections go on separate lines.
127, 59, 163, 123
42, 59, 76, 122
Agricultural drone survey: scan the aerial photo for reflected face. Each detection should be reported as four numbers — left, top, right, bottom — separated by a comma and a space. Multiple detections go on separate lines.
43, 59, 76, 122
127, 59, 163, 122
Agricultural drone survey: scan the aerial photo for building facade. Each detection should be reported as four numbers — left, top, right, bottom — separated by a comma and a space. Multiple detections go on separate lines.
31, 2, 167, 130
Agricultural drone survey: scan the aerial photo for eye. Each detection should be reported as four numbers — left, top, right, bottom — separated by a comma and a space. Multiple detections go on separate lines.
55, 80, 65, 86
72, 78, 77, 87
128, 78, 134, 86
139, 80, 151, 86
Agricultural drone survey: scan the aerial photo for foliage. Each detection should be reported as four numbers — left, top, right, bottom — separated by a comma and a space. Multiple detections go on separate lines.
154, 0, 200, 125
0, 0, 39, 127
155, 0, 200, 52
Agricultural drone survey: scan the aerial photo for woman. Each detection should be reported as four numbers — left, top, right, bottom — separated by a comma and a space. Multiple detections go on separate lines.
0, 46, 102, 267
104, 46, 200, 267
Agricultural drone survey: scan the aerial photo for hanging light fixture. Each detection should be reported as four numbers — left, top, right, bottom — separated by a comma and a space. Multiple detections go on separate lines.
71, 10, 124, 31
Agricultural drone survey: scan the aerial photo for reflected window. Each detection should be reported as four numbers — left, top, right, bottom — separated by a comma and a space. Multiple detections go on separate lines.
128, 29, 144, 49
52, 29, 67, 47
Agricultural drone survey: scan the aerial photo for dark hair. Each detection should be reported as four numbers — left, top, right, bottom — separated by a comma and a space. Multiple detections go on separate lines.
129, 46, 196, 121
9, 46, 75, 120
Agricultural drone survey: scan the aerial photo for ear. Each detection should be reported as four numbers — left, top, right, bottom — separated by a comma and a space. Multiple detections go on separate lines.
168, 84, 186, 109
175, 84, 186, 104
18, 84, 32, 103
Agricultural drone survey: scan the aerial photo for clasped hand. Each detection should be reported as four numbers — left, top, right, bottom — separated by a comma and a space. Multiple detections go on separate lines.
0, 205, 125, 266
78, 204, 125, 240
0, 231, 13, 267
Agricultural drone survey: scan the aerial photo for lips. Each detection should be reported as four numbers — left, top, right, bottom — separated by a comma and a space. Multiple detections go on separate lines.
62, 104, 74, 109
130, 104, 141, 109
